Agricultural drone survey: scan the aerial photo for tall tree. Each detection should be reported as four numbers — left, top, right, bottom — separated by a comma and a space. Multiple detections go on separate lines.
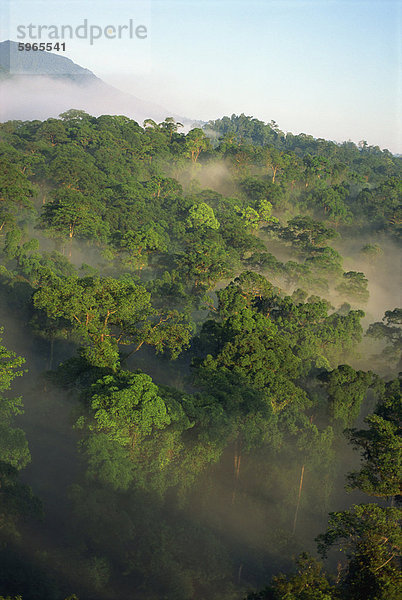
346, 377, 401, 499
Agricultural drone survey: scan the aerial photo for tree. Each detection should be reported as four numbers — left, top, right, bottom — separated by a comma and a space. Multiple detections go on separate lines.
254, 287, 363, 367
360, 244, 383, 264
176, 233, 237, 289
185, 128, 210, 163
39, 186, 108, 250
319, 365, 375, 427
59, 109, 91, 122
225, 142, 255, 175
159, 116, 184, 140
194, 297, 310, 425
187, 202, 220, 230
316, 504, 401, 600
366, 309, 402, 370
80, 371, 170, 450
303, 155, 330, 186
33, 275, 149, 368
217, 272, 275, 319
117, 224, 167, 267
48, 145, 104, 193
346, 378, 401, 499
280, 216, 337, 250
0, 333, 30, 470
0, 157, 35, 234
36, 118, 68, 146
305, 247, 343, 278
239, 177, 282, 206
237, 205, 261, 230
259, 146, 284, 183
0, 462, 41, 545
244, 553, 334, 599
247, 377, 401, 600
335, 272, 369, 304
0, 334, 39, 554
305, 185, 351, 224
33, 276, 191, 368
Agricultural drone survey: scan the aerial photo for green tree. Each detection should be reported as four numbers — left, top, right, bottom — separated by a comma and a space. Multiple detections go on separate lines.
39, 187, 108, 246
336, 271, 369, 304
319, 365, 375, 427
280, 216, 337, 250
316, 504, 401, 600
117, 224, 167, 268
245, 553, 334, 599
185, 128, 210, 163
81, 371, 170, 449
160, 116, 184, 140
366, 309, 402, 370
360, 243, 383, 264
0, 334, 30, 470
0, 157, 35, 234
259, 146, 285, 183
187, 202, 220, 230
346, 378, 401, 499
305, 247, 343, 278
36, 118, 69, 146
33, 276, 191, 368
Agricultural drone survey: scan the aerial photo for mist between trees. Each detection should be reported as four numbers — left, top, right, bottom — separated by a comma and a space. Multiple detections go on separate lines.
0, 111, 400, 600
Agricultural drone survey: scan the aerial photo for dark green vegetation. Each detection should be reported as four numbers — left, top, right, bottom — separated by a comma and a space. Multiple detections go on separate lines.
0, 111, 400, 599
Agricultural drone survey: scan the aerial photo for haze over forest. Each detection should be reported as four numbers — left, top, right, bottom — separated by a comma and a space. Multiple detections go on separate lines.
0, 16, 401, 600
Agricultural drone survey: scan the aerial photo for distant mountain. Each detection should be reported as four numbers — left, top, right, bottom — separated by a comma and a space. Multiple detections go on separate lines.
0, 40, 99, 82
0, 40, 195, 126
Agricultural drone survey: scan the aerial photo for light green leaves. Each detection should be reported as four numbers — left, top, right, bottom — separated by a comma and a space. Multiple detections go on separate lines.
88, 372, 170, 447
187, 202, 220, 230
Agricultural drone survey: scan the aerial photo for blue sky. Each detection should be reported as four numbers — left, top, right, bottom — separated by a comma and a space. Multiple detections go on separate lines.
2, 0, 401, 151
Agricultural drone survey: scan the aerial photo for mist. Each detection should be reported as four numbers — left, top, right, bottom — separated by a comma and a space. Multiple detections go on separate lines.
334, 235, 401, 322
0, 75, 183, 125
0, 91, 400, 598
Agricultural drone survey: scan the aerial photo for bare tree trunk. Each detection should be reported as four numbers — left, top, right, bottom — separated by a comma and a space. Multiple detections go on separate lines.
48, 337, 54, 370
232, 438, 242, 505
292, 464, 305, 535
236, 453, 241, 480
130, 430, 138, 458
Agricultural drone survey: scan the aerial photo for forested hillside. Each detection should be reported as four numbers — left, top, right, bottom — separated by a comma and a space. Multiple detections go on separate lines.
0, 110, 400, 600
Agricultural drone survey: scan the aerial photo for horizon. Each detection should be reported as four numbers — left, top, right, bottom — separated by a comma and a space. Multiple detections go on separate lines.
1, 0, 401, 153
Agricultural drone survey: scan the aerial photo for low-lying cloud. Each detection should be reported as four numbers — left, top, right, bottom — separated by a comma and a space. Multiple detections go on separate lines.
0, 75, 185, 125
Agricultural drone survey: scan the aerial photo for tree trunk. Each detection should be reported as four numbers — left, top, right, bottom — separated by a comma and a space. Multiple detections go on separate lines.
292, 464, 305, 535
48, 337, 54, 370
232, 438, 242, 505
130, 429, 138, 457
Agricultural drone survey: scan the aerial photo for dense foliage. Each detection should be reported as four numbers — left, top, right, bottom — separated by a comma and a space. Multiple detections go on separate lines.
0, 111, 400, 599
